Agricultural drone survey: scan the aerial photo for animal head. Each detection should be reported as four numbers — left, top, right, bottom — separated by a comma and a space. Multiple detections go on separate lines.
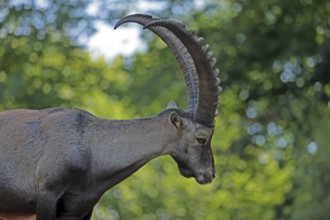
165, 101, 215, 184
115, 14, 221, 184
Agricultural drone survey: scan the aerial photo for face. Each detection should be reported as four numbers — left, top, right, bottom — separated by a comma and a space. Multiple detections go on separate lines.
169, 112, 216, 184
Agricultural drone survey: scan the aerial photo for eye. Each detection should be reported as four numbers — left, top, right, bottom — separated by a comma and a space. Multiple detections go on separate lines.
196, 138, 207, 144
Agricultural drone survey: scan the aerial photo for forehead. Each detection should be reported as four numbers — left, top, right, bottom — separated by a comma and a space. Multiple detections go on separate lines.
192, 122, 213, 136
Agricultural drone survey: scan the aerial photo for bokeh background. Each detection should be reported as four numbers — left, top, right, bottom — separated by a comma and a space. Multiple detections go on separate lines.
1, 0, 329, 219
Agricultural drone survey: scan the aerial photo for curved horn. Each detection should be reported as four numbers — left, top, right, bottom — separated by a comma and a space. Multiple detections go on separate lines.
114, 14, 198, 112
145, 20, 221, 127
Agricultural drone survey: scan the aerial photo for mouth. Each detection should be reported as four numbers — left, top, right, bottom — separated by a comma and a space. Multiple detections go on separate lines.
178, 165, 214, 185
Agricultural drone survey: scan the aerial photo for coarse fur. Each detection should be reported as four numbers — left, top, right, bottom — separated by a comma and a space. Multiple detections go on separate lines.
0, 107, 214, 219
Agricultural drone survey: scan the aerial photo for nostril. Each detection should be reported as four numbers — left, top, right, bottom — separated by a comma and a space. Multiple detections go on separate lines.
212, 171, 216, 178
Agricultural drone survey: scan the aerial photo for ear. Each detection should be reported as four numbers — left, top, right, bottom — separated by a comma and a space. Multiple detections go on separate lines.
169, 111, 182, 129
167, 100, 178, 109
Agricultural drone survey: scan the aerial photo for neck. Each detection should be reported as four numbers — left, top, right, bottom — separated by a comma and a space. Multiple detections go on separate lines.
87, 111, 175, 193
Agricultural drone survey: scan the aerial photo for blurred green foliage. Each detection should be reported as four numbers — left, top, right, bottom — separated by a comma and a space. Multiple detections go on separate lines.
0, 0, 329, 219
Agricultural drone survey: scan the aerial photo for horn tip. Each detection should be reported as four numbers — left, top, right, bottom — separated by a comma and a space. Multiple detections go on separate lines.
114, 14, 154, 30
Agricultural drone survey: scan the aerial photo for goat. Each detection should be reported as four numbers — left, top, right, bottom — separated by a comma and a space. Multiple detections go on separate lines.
0, 14, 221, 220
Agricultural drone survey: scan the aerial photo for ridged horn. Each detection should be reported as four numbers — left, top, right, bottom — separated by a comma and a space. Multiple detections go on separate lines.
114, 14, 198, 112
144, 20, 221, 127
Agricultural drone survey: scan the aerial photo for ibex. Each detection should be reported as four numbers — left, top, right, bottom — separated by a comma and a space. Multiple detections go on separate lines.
0, 14, 220, 220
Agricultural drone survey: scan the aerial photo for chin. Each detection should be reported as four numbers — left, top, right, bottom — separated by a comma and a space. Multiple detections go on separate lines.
178, 165, 214, 185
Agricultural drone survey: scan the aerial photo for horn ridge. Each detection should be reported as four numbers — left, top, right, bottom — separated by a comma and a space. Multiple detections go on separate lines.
145, 20, 221, 127
114, 14, 199, 112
